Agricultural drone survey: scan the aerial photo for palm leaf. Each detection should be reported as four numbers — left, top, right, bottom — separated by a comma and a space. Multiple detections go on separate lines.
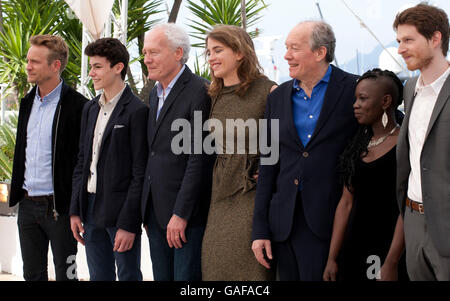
187, 0, 268, 48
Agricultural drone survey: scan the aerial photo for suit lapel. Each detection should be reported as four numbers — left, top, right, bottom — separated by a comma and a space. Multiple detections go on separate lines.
397, 77, 418, 158
284, 80, 304, 149
150, 67, 191, 147
424, 75, 450, 140
99, 85, 131, 156
20, 87, 37, 133
86, 100, 100, 162
149, 88, 158, 126
148, 88, 158, 145
311, 66, 344, 141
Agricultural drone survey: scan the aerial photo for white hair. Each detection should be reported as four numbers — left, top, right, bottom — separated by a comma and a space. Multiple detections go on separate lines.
151, 23, 190, 65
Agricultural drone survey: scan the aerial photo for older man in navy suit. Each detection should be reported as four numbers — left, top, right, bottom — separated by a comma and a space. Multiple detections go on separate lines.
252, 21, 359, 281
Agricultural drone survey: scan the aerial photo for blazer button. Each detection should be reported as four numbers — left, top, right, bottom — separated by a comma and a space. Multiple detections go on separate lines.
294, 179, 299, 186
151, 151, 155, 156
302, 152, 309, 158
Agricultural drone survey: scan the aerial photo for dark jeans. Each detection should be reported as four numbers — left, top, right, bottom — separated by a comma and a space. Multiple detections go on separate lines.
84, 193, 142, 281
17, 198, 78, 281
147, 210, 204, 281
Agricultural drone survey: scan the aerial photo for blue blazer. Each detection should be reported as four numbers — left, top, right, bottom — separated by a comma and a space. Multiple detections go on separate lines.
70, 85, 149, 234
141, 66, 213, 229
252, 65, 359, 242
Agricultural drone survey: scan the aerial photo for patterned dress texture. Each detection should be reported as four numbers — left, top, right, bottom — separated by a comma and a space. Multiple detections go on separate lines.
201, 77, 277, 281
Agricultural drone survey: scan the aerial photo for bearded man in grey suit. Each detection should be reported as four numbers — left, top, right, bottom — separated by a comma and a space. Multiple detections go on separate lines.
394, 3, 450, 280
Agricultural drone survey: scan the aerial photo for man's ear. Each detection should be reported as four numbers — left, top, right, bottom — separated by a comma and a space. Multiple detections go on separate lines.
51, 59, 62, 73
430, 31, 443, 50
175, 47, 184, 62
114, 62, 125, 75
315, 46, 328, 62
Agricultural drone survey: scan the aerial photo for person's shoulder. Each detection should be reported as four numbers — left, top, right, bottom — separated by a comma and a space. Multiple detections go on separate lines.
62, 83, 89, 105
264, 80, 292, 110
20, 86, 37, 107
188, 72, 210, 88
404, 76, 419, 91
332, 66, 359, 83
127, 91, 148, 110
82, 98, 97, 112
271, 79, 292, 95
184, 73, 210, 99
252, 76, 277, 89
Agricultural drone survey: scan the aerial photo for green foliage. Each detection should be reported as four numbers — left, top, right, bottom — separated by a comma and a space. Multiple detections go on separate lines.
187, 0, 268, 48
0, 113, 18, 181
193, 54, 211, 81
113, 0, 163, 86
55, 4, 84, 89
0, 0, 65, 99
0, 0, 164, 98
113, 0, 164, 43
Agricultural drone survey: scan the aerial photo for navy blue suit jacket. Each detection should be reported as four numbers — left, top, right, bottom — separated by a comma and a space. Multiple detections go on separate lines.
141, 66, 213, 229
252, 65, 359, 242
70, 85, 149, 234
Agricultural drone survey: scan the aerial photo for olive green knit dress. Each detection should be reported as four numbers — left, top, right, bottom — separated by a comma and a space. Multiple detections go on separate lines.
201, 77, 277, 281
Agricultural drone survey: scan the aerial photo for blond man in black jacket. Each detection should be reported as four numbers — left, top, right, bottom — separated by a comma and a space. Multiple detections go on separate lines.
10, 34, 88, 281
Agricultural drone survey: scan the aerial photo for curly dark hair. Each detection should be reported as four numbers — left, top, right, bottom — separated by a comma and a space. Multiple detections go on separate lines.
85, 38, 129, 80
339, 69, 404, 190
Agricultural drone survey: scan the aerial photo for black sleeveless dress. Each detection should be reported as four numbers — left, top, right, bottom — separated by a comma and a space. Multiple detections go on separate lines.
339, 146, 408, 281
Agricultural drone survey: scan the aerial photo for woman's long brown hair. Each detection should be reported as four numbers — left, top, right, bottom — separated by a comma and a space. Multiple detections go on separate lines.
206, 24, 266, 99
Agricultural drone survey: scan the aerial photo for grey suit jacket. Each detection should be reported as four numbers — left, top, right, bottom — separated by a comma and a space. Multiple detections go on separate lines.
397, 75, 450, 257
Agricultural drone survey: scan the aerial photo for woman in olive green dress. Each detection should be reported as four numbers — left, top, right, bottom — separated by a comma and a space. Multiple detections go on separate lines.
201, 24, 278, 281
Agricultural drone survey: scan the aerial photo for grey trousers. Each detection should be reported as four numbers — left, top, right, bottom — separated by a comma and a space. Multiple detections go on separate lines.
404, 208, 450, 281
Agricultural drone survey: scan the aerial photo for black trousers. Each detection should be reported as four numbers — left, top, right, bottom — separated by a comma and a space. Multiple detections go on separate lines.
273, 195, 330, 281
17, 198, 78, 281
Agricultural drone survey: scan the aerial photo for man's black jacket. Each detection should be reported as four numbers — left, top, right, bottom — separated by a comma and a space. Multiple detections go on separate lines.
10, 82, 88, 215
70, 86, 148, 234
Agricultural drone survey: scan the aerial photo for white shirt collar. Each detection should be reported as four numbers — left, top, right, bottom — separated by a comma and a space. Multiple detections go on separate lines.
156, 65, 186, 98
415, 66, 450, 95
99, 84, 126, 107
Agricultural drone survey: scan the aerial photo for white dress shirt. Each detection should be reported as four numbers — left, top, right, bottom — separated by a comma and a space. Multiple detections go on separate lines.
87, 85, 126, 193
407, 67, 450, 204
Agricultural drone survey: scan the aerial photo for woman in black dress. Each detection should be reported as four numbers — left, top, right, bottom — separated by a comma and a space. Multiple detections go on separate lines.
323, 69, 408, 281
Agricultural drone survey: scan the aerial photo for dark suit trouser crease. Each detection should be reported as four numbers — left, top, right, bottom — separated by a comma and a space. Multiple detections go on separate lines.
273, 194, 330, 281
84, 193, 142, 281
18, 198, 78, 281
146, 209, 204, 281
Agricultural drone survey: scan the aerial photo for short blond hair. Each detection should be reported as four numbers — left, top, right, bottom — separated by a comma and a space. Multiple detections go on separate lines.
29, 34, 69, 73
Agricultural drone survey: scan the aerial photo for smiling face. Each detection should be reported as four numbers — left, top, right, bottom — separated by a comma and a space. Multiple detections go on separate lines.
26, 45, 60, 86
353, 79, 389, 126
88, 55, 123, 91
284, 23, 321, 81
396, 24, 435, 71
206, 38, 243, 85
143, 28, 183, 88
